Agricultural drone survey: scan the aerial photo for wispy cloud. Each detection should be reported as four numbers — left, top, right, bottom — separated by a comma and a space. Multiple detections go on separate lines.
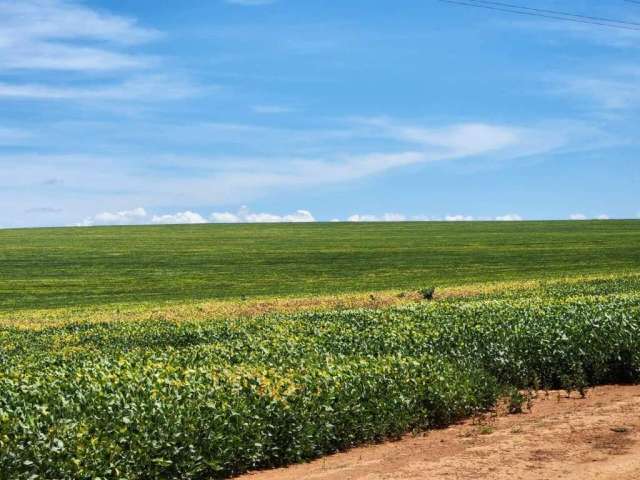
507, 15, 640, 114
352, 117, 574, 161
0, 116, 603, 222
0, 0, 159, 44
0, 43, 153, 71
358, 118, 521, 155
0, 75, 201, 101
0, 0, 199, 104
552, 67, 640, 110
0, 0, 159, 71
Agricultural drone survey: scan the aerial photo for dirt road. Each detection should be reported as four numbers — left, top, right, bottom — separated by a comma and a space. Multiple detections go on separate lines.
240, 385, 640, 480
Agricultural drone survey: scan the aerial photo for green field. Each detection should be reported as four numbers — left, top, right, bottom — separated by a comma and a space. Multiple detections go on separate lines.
1, 220, 639, 309
2, 221, 640, 478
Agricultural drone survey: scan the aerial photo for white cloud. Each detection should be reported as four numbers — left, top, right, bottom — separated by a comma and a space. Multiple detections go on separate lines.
345, 213, 522, 222
76, 206, 316, 226
77, 208, 208, 226
381, 213, 406, 221
77, 207, 148, 226
347, 214, 377, 222
246, 210, 314, 223
495, 213, 523, 221
347, 213, 407, 222
151, 211, 207, 224
74, 208, 523, 226
210, 206, 315, 223
445, 215, 474, 222
444, 214, 524, 222
596, 214, 610, 220
209, 212, 241, 223
570, 213, 588, 220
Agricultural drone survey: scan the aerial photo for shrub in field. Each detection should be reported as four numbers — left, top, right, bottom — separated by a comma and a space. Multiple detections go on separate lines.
419, 287, 435, 300
507, 389, 527, 414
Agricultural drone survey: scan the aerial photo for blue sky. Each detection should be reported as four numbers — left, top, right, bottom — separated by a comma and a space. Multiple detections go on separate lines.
1, 0, 638, 227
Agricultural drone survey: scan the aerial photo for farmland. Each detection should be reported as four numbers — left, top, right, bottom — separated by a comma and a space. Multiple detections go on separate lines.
1, 221, 640, 479
1, 220, 639, 310
2, 273, 640, 478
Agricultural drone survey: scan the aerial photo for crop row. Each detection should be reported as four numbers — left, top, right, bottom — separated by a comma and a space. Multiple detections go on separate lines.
1, 283, 640, 479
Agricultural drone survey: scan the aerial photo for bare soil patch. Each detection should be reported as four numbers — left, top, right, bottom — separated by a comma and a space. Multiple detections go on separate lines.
239, 385, 640, 480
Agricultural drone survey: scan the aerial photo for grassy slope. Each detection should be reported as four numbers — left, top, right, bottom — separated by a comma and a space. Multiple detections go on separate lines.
1, 220, 639, 309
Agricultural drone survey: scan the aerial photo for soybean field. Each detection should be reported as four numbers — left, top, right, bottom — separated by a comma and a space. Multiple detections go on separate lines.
1, 221, 640, 479
2, 275, 640, 478
1, 220, 639, 310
